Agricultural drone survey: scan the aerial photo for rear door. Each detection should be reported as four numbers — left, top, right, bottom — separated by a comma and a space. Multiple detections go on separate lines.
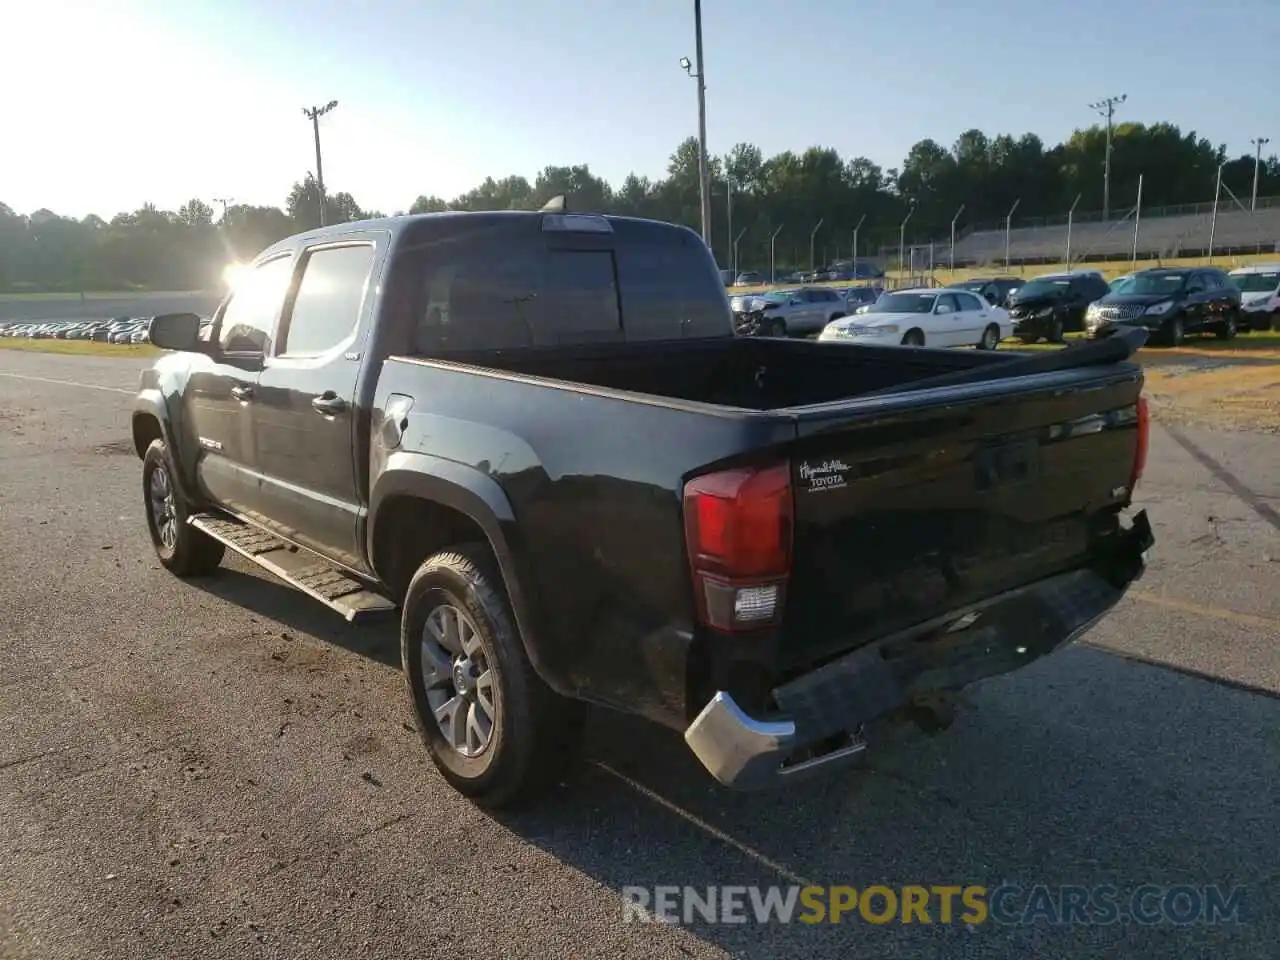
953, 291, 990, 343
1183, 271, 1209, 331
780, 367, 1144, 668
188, 253, 294, 513
251, 240, 380, 570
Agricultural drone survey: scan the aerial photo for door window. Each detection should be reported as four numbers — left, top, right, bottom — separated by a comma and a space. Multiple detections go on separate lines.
1186, 274, 1207, 295
957, 292, 985, 312
217, 255, 294, 354
936, 293, 961, 314
278, 244, 376, 357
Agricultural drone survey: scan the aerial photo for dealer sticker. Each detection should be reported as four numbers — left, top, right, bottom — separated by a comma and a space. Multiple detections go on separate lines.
798, 458, 851, 492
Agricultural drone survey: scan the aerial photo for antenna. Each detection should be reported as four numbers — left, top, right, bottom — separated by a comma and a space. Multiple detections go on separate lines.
540, 195, 567, 213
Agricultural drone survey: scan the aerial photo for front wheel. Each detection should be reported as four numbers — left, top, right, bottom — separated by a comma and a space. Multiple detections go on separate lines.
1048, 317, 1065, 343
1215, 311, 1238, 340
1166, 315, 1185, 347
401, 544, 584, 809
142, 439, 224, 576
977, 324, 1001, 350
901, 329, 925, 347
765, 318, 787, 338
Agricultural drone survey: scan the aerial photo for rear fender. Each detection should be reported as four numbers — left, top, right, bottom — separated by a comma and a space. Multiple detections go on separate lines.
368, 452, 571, 698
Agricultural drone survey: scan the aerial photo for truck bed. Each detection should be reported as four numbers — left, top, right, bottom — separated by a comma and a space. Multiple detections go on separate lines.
421, 336, 1002, 410
376, 331, 1147, 725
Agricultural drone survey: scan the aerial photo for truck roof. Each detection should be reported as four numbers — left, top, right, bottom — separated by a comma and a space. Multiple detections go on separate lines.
257, 210, 701, 263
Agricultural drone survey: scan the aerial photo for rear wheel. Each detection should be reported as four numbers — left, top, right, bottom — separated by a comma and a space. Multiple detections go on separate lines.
401, 544, 584, 809
977, 324, 1001, 350
142, 439, 224, 577
901, 329, 925, 347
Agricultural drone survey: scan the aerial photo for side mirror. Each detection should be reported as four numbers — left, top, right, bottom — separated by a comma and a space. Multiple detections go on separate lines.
148, 313, 203, 351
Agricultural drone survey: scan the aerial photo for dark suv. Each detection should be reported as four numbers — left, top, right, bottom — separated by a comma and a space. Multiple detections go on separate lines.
954, 277, 1023, 308
1006, 271, 1111, 343
1085, 267, 1243, 345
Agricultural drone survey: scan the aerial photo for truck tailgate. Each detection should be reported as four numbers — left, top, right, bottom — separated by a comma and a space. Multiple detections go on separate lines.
779, 364, 1145, 670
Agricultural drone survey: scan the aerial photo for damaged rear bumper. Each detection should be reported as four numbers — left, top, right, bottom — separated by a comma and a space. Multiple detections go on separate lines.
685, 510, 1153, 789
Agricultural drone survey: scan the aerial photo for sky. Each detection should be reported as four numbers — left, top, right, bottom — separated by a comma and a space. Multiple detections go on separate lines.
4, 0, 1278, 220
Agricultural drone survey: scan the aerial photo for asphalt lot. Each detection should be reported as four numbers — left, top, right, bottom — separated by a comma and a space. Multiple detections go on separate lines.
0, 351, 1277, 959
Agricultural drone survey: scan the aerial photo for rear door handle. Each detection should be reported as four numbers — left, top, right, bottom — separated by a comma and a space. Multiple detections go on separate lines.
231, 385, 254, 401
311, 392, 348, 415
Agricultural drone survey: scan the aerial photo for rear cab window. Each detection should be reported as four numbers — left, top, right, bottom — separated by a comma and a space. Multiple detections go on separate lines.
404, 215, 729, 353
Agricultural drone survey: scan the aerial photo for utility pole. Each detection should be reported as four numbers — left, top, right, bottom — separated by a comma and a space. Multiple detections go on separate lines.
851, 214, 865, 266
680, 1, 712, 249
302, 100, 339, 226
949, 203, 965, 272
1250, 137, 1271, 212
770, 223, 784, 284
212, 197, 234, 224
1089, 94, 1126, 222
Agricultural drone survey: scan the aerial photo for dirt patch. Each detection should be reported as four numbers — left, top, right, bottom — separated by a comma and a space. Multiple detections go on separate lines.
1144, 357, 1280, 433
93, 439, 136, 456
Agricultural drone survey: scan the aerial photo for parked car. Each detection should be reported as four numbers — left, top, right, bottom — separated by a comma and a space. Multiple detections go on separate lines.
1006, 270, 1110, 343
133, 207, 1153, 810
842, 286, 881, 311
734, 271, 762, 286
819, 287, 1012, 349
733, 285, 849, 337
1227, 264, 1280, 331
952, 277, 1023, 308
1086, 267, 1243, 345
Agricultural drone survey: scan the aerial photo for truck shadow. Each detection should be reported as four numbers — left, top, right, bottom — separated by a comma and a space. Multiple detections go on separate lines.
494, 648, 1279, 958
191, 567, 401, 669
185, 567, 1277, 957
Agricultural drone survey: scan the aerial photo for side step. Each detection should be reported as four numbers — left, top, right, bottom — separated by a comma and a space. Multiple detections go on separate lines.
190, 513, 396, 622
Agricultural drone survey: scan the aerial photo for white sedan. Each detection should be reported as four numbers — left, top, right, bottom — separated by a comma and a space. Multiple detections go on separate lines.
818, 287, 1013, 349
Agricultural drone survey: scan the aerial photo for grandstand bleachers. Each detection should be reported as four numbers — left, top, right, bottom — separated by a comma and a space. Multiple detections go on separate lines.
941, 205, 1280, 267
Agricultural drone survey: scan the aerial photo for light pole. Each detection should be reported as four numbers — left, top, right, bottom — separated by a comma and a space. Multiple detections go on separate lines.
1065, 193, 1082, 267
733, 227, 746, 279
1208, 160, 1226, 262
1250, 137, 1271, 212
898, 201, 915, 277
949, 203, 965, 272
212, 197, 234, 224
770, 223, 784, 284
1004, 198, 1021, 271
1131, 174, 1144, 270
302, 100, 338, 226
1089, 93, 1126, 222
725, 171, 733, 271
809, 218, 824, 272
851, 214, 865, 266
679, 2, 711, 248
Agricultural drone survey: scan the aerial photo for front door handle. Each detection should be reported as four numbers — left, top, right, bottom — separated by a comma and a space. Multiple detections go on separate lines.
231, 385, 254, 401
311, 392, 348, 415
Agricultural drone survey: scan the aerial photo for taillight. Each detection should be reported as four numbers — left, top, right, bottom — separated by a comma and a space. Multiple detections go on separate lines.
683, 463, 793, 632
1130, 395, 1150, 491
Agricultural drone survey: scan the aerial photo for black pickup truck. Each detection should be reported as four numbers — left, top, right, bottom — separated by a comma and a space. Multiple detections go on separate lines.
133, 203, 1154, 808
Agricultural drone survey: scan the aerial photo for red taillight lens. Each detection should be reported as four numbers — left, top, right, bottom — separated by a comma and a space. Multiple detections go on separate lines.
1130, 395, 1150, 491
683, 463, 793, 631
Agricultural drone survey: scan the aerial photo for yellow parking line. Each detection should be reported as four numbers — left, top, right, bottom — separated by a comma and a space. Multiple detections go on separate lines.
1128, 591, 1280, 632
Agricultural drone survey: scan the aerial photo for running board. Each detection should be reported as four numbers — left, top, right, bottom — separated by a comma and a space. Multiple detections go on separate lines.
189, 513, 396, 622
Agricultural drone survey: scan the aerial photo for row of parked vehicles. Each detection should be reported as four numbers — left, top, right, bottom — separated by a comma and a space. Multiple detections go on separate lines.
2, 316, 156, 343
731, 263, 1280, 348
